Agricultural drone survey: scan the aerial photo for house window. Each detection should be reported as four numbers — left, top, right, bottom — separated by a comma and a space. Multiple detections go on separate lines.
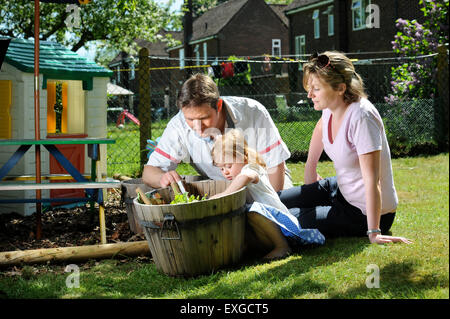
203, 42, 208, 64
312, 9, 320, 39
295, 35, 306, 59
129, 61, 135, 80
352, 0, 370, 30
116, 66, 120, 84
272, 39, 281, 57
295, 35, 306, 70
179, 48, 185, 69
328, 5, 334, 36
194, 45, 200, 66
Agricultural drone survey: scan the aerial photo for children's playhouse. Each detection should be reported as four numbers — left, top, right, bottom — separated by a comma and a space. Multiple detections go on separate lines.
0, 38, 113, 216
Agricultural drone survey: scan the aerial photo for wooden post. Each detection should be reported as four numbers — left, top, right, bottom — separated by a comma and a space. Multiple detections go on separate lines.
437, 45, 449, 151
0, 241, 150, 266
138, 47, 151, 169
34, 0, 42, 240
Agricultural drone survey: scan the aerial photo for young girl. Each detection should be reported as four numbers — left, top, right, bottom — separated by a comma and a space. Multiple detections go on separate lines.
210, 129, 324, 260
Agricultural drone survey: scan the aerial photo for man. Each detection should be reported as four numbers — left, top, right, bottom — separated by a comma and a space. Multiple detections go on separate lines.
143, 73, 292, 192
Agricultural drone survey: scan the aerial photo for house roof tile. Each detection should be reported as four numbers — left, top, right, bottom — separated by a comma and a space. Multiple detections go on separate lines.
285, 0, 323, 13
268, 4, 289, 27
190, 0, 249, 42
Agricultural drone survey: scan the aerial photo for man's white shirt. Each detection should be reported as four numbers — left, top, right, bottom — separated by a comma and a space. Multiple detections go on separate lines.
146, 96, 292, 186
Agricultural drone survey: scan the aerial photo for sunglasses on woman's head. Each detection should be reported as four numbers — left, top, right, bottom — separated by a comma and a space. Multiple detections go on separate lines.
309, 52, 332, 69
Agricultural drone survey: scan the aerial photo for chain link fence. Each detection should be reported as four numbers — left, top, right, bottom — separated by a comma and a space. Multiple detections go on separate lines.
106, 51, 448, 176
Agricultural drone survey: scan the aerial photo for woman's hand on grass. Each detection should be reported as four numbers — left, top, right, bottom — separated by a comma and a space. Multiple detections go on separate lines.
369, 233, 413, 245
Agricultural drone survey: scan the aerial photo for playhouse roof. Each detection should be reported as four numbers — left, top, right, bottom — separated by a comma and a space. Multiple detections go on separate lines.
2, 38, 112, 90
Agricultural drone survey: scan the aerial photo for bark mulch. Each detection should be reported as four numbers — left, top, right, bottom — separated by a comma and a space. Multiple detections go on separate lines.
0, 189, 144, 253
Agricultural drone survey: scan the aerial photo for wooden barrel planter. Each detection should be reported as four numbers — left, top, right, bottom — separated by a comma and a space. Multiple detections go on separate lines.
122, 175, 205, 234
133, 180, 247, 277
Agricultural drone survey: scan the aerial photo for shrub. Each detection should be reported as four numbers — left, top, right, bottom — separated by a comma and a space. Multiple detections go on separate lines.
386, 0, 449, 103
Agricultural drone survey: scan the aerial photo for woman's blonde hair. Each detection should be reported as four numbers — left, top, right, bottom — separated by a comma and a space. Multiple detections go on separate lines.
303, 51, 367, 104
211, 129, 266, 168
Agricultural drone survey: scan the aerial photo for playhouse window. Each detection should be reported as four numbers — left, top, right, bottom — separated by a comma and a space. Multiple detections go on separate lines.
0, 80, 12, 139
47, 80, 85, 135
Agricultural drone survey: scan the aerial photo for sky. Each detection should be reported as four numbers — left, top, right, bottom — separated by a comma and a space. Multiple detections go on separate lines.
157, 0, 184, 13
77, 0, 184, 61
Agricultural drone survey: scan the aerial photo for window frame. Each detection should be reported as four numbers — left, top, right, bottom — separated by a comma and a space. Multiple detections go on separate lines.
272, 39, 281, 57
312, 9, 320, 39
294, 35, 306, 59
129, 61, 135, 80
203, 42, 208, 64
179, 48, 185, 69
194, 44, 200, 66
352, 0, 371, 31
328, 5, 334, 36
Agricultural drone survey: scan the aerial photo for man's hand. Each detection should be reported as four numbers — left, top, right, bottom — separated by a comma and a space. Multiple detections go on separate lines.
159, 170, 182, 188
143, 165, 181, 189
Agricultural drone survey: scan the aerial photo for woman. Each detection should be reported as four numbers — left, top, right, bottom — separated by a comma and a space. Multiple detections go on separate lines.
280, 51, 412, 245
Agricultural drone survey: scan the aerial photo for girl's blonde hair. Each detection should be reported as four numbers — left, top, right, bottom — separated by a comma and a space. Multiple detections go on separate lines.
211, 129, 266, 168
303, 51, 367, 104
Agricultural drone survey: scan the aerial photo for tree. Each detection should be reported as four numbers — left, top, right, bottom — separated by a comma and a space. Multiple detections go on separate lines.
0, 0, 178, 54
386, 0, 449, 103
180, 0, 227, 19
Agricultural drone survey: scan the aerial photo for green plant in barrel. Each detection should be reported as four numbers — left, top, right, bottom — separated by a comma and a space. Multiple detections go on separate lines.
170, 193, 208, 205
135, 187, 208, 205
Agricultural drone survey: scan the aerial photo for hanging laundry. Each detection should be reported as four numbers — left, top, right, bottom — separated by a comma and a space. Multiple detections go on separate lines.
211, 65, 222, 78
221, 62, 235, 78
234, 62, 248, 74
262, 56, 272, 73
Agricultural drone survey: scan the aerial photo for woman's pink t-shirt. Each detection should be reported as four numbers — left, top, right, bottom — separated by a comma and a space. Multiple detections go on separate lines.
322, 98, 398, 215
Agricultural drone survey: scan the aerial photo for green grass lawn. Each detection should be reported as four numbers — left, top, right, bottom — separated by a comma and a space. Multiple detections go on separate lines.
1, 153, 448, 299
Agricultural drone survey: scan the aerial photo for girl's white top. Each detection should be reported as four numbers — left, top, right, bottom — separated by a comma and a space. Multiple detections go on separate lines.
241, 163, 291, 215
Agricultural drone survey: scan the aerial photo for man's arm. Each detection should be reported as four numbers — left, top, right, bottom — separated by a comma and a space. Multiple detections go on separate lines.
266, 162, 285, 192
142, 165, 181, 189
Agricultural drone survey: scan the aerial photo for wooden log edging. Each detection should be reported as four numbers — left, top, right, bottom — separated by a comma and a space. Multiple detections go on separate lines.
0, 241, 150, 267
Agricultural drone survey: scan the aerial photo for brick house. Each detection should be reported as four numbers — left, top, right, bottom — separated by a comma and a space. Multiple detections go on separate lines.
285, 0, 425, 102
167, 0, 289, 64
285, 0, 424, 59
